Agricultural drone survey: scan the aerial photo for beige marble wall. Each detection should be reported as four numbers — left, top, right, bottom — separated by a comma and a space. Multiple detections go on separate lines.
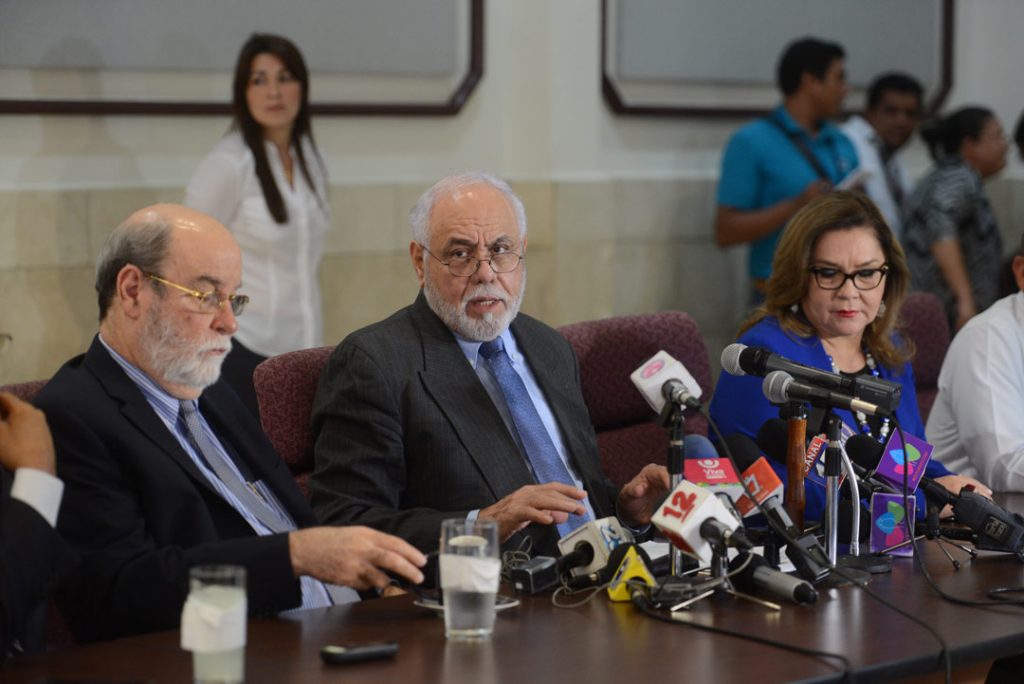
2, 177, 1021, 385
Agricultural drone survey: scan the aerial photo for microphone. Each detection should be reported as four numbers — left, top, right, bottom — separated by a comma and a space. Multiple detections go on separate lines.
837, 499, 872, 543
722, 343, 901, 411
556, 517, 633, 578
684, 434, 743, 501
652, 479, 752, 565
722, 434, 784, 518
763, 371, 892, 418
728, 552, 819, 605
844, 434, 884, 473
606, 544, 658, 602
721, 433, 831, 583
631, 351, 703, 412
938, 487, 1024, 558
847, 434, 1024, 556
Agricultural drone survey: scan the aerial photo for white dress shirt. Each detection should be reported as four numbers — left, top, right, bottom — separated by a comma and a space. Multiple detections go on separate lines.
185, 131, 330, 357
929, 291, 1024, 491
840, 115, 913, 239
10, 467, 63, 527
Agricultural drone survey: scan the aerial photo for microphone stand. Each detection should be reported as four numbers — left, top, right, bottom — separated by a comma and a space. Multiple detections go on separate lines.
823, 412, 842, 564
780, 401, 807, 531
667, 539, 781, 612
811, 410, 890, 581
879, 504, 978, 567
659, 400, 687, 577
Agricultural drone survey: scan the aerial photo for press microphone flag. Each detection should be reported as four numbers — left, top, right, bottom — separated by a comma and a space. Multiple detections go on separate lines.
556, 516, 633, 578
652, 479, 751, 565
631, 350, 703, 413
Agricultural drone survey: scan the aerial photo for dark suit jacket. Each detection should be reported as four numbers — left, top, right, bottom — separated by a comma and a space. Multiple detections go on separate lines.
35, 337, 317, 643
309, 292, 618, 556
1, 468, 67, 662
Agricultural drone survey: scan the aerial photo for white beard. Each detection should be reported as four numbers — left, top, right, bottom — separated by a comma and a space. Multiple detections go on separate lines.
140, 305, 232, 390
423, 269, 526, 342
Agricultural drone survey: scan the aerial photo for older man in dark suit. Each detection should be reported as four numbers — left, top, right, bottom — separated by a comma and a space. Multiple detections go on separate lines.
310, 173, 670, 556
0, 392, 68, 662
36, 204, 426, 643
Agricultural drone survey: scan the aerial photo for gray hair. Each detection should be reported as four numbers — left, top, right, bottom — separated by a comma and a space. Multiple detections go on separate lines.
95, 216, 173, 320
409, 172, 528, 246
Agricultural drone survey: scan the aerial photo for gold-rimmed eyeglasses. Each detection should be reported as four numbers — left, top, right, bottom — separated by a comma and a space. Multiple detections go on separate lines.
145, 273, 249, 316
421, 245, 524, 278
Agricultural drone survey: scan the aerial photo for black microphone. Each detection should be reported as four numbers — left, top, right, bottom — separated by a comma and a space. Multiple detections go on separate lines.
728, 552, 818, 605
944, 489, 1024, 558
728, 430, 831, 583
844, 434, 885, 474
722, 343, 901, 411
699, 518, 754, 551
663, 379, 702, 411
763, 371, 892, 418
836, 499, 871, 543
756, 418, 791, 464
556, 542, 595, 575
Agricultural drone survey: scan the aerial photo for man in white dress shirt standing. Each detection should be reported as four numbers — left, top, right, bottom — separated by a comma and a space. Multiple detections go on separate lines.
930, 237, 1024, 491
841, 73, 924, 239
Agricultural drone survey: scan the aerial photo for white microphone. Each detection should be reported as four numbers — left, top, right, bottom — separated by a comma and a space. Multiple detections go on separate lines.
651, 479, 752, 565
556, 516, 633, 578
630, 351, 703, 413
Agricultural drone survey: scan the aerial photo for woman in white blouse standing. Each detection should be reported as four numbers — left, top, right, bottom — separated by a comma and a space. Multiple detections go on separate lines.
186, 33, 329, 416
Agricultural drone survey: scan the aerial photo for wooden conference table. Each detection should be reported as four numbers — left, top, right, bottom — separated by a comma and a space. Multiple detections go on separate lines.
8, 497, 1024, 684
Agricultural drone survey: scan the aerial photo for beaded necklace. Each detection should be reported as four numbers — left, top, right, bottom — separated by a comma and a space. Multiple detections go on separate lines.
826, 347, 891, 443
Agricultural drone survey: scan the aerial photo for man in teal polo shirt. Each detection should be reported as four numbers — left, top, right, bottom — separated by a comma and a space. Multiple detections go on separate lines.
714, 37, 859, 302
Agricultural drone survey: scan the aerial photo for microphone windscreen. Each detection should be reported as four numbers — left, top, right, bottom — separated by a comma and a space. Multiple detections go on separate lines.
756, 418, 789, 465
720, 343, 746, 376
683, 434, 718, 460
720, 433, 763, 472
836, 499, 871, 543
845, 434, 884, 471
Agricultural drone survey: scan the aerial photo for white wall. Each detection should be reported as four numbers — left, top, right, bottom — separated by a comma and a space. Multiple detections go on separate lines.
1, 0, 1020, 192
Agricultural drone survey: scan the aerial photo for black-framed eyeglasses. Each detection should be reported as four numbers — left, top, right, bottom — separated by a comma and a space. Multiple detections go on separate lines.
145, 273, 249, 316
809, 265, 889, 291
421, 245, 524, 278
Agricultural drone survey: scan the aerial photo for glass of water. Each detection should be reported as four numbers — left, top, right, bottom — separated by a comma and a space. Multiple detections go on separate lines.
181, 565, 247, 684
439, 518, 501, 640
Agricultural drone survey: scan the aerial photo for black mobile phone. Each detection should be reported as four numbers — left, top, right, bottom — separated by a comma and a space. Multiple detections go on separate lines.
320, 642, 399, 665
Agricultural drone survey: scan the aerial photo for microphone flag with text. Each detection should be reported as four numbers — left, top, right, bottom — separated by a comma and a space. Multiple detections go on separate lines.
556, 516, 633, 578
846, 435, 1024, 559
684, 434, 744, 502
652, 479, 752, 565
630, 350, 703, 413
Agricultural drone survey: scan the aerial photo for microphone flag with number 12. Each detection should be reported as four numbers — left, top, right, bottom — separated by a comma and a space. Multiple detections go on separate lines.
652, 479, 742, 565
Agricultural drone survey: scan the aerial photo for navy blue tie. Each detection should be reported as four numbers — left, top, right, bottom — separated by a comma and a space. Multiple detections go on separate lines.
478, 337, 591, 536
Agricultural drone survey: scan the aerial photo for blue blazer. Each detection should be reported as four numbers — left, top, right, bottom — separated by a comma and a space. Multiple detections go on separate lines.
709, 316, 951, 521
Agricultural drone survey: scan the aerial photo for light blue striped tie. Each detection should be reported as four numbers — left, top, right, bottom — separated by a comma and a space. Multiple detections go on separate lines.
479, 338, 591, 536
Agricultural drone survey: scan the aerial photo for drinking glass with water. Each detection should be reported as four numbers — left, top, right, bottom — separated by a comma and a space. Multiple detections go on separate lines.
439, 519, 501, 639
181, 565, 247, 683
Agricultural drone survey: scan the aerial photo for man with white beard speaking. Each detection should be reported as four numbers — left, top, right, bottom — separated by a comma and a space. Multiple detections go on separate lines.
36, 205, 426, 643
309, 173, 669, 557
